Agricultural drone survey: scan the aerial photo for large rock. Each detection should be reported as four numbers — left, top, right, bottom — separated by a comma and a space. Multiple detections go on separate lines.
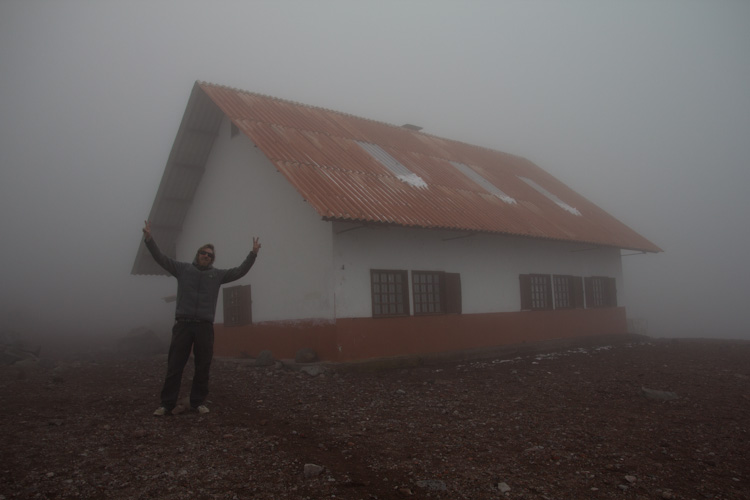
295, 348, 318, 363
0, 331, 41, 365
1, 344, 38, 365
255, 350, 274, 367
117, 327, 163, 356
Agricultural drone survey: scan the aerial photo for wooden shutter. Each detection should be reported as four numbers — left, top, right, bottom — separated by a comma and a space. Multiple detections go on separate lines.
605, 277, 617, 307
543, 276, 553, 310
223, 285, 252, 326
584, 277, 593, 308
445, 273, 462, 314
572, 276, 585, 308
519, 274, 531, 310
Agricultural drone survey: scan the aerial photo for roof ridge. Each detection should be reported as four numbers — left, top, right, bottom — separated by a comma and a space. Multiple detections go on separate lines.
198, 81, 532, 168
198, 80, 403, 130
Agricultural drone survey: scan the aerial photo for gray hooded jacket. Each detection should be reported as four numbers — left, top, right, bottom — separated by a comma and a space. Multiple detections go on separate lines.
145, 238, 257, 323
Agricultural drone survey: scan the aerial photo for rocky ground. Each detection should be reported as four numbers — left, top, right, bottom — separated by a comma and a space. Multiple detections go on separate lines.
1, 335, 749, 500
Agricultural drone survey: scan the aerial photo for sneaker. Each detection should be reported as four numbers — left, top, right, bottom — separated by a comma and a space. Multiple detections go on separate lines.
195, 405, 210, 414
153, 406, 169, 416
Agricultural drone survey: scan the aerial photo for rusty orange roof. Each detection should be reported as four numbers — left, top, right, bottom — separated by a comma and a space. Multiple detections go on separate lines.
133, 81, 660, 274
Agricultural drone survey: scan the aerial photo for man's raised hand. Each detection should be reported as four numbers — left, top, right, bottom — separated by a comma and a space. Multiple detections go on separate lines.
253, 236, 261, 254
142, 220, 152, 241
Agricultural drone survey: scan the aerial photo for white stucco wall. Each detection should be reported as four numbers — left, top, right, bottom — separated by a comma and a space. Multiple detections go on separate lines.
177, 117, 334, 323
332, 223, 624, 318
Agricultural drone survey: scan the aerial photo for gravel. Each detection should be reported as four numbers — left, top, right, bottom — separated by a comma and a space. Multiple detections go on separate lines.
2, 336, 749, 499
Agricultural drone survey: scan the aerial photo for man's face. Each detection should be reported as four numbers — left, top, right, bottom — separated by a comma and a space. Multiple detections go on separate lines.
197, 248, 214, 267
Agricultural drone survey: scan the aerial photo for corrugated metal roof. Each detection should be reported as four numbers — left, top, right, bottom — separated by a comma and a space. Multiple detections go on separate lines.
133, 81, 661, 275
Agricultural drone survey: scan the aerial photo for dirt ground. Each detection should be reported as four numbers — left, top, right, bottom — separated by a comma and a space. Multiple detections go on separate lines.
1, 335, 749, 500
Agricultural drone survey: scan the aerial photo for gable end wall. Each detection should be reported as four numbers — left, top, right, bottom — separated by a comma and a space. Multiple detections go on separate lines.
177, 117, 335, 323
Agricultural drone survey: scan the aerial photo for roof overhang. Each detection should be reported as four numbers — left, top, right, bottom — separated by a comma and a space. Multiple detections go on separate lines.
131, 83, 224, 275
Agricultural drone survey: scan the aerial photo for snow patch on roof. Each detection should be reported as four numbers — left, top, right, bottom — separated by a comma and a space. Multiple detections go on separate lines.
398, 173, 428, 189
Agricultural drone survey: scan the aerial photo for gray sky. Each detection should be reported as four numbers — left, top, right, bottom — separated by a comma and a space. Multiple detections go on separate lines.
1, 0, 748, 340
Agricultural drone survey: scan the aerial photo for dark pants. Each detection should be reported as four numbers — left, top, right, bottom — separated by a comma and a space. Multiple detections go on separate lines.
160, 320, 214, 410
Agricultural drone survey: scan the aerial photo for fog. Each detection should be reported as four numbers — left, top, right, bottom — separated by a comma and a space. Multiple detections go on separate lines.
1, 1, 748, 343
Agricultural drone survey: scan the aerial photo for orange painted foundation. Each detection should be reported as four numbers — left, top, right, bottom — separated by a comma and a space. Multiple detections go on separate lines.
214, 307, 628, 362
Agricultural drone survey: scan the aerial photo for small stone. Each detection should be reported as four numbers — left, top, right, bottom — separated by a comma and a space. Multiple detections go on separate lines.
497, 481, 511, 493
625, 475, 636, 483
303, 463, 324, 478
300, 365, 326, 377
641, 386, 678, 401
416, 480, 447, 491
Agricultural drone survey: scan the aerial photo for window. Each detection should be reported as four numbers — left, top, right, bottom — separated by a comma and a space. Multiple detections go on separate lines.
357, 141, 428, 189
517, 176, 581, 216
519, 274, 552, 310
370, 270, 462, 317
223, 285, 252, 326
413, 271, 445, 315
371, 270, 409, 317
522, 274, 613, 310
553, 275, 584, 309
585, 276, 617, 308
412, 271, 462, 315
449, 161, 516, 204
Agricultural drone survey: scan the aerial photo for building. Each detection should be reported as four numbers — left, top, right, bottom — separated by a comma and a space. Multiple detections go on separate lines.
132, 81, 661, 362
